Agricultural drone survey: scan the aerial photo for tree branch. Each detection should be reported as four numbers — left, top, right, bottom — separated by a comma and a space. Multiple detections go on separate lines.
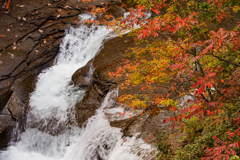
209, 52, 240, 67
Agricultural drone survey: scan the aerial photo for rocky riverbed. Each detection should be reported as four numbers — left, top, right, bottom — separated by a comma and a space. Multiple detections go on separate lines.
0, 0, 181, 157
0, 0, 121, 149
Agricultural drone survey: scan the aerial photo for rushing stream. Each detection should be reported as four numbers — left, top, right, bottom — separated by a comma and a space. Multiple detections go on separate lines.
0, 14, 154, 160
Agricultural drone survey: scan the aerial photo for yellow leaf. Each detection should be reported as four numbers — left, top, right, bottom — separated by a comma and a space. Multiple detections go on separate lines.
233, 6, 240, 13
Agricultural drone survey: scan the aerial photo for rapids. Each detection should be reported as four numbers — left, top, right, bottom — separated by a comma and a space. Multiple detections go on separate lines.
0, 14, 154, 160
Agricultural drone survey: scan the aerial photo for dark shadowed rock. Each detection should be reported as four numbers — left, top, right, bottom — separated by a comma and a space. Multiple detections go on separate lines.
75, 87, 101, 126
0, 88, 12, 112
71, 34, 143, 126
73, 71, 116, 126
0, 96, 16, 150
0, 107, 15, 134
6, 90, 27, 121
72, 63, 93, 90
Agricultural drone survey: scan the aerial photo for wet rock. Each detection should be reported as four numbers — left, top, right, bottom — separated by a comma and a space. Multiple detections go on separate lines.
71, 35, 140, 126
0, 88, 12, 112
72, 63, 93, 90
71, 31, 180, 153
0, 127, 14, 150
0, 101, 16, 150
0, 107, 15, 133
75, 87, 101, 126
74, 77, 115, 126
97, 3, 126, 21
6, 90, 27, 121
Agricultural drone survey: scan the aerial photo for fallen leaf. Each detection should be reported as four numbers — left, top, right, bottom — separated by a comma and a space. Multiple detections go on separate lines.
64, 5, 71, 9
13, 46, 16, 50
22, 17, 26, 21
19, 5, 24, 7
57, 14, 61, 18
39, 29, 43, 33
7, 82, 10, 86
7, 29, 10, 31
74, 20, 78, 24
0, 35, 4, 37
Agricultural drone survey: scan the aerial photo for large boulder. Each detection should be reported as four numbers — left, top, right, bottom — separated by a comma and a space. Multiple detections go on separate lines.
73, 63, 117, 126
71, 32, 182, 153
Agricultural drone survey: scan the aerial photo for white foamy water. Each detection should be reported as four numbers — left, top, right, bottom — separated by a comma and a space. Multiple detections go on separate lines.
0, 14, 154, 160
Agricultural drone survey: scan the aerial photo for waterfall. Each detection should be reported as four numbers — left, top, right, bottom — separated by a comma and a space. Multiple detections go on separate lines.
0, 14, 154, 160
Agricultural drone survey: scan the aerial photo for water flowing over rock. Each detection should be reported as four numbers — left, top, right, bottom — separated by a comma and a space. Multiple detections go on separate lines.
0, 0, 178, 158
72, 31, 182, 152
0, 12, 156, 160
0, 0, 120, 148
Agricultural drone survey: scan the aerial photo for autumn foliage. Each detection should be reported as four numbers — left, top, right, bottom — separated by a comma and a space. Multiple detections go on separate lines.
85, 0, 240, 159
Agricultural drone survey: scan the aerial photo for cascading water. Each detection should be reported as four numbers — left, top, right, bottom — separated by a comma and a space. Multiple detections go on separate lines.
0, 14, 154, 160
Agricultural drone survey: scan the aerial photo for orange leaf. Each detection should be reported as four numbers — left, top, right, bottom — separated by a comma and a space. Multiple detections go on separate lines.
5, 0, 10, 11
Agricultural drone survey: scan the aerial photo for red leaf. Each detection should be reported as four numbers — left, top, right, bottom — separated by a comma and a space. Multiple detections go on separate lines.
182, 114, 185, 119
